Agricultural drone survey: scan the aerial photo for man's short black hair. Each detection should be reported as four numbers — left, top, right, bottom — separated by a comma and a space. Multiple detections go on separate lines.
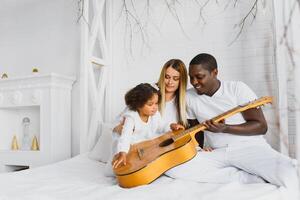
189, 53, 218, 72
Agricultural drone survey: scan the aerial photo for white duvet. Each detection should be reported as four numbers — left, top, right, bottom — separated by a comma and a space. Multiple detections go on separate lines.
0, 154, 283, 200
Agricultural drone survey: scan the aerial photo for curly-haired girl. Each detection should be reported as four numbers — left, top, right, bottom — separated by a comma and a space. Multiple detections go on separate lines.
112, 83, 183, 169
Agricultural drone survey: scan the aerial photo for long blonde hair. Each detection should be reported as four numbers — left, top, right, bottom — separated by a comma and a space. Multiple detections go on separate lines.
157, 59, 188, 127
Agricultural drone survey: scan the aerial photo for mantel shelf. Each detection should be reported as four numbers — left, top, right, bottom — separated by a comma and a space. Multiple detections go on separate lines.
0, 73, 75, 83
0, 73, 75, 92
0, 150, 40, 154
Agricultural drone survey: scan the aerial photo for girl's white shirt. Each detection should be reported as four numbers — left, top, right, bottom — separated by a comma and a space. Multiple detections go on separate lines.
117, 110, 169, 153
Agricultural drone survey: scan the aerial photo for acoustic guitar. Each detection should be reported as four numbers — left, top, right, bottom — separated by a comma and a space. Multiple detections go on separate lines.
113, 96, 273, 188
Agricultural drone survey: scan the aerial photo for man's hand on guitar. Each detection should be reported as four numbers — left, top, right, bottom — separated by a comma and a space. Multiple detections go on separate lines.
112, 152, 127, 169
203, 119, 227, 133
170, 123, 185, 131
201, 147, 213, 152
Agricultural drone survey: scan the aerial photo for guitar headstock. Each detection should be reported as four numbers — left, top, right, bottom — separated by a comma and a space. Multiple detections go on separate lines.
239, 96, 273, 109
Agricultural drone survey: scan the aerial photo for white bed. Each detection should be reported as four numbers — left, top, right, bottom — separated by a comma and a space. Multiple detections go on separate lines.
0, 153, 284, 200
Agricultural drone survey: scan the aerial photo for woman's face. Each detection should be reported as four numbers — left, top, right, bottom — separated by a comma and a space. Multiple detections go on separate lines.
164, 66, 180, 94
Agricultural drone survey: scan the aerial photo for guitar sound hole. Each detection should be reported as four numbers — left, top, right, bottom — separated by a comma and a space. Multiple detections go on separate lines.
159, 138, 174, 147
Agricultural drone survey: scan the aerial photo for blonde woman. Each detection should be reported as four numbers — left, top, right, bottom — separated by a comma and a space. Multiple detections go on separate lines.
156, 59, 188, 128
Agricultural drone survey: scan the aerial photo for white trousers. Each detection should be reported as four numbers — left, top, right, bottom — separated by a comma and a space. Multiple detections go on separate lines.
165, 140, 299, 198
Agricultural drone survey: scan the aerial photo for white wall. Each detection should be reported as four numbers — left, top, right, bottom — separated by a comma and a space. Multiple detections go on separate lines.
0, 0, 80, 76
0, 0, 281, 156
109, 1, 279, 149
0, 0, 81, 156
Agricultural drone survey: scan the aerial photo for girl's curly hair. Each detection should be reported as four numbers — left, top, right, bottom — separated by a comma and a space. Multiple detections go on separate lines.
125, 83, 160, 111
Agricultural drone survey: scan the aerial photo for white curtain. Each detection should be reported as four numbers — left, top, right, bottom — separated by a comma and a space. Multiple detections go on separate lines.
273, 0, 300, 159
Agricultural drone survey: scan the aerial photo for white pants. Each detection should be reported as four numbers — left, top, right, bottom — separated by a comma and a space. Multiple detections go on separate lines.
165, 140, 299, 198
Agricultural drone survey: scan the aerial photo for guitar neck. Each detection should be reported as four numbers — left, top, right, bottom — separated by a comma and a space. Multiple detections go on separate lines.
172, 96, 272, 143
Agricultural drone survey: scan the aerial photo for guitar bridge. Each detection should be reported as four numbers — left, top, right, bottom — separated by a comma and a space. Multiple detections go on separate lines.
137, 148, 144, 160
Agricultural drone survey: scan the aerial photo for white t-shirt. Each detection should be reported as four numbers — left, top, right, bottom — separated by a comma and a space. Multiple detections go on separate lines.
161, 97, 179, 127
186, 81, 264, 148
117, 110, 169, 153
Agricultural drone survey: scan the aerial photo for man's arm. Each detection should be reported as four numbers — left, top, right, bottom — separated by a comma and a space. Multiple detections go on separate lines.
188, 119, 204, 148
204, 107, 267, 136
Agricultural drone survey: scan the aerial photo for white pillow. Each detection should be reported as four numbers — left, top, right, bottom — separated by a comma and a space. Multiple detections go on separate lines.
89, 123, 114, 163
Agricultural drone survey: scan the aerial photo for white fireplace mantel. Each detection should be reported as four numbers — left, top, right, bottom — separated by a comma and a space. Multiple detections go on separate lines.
0, 73, 75, 172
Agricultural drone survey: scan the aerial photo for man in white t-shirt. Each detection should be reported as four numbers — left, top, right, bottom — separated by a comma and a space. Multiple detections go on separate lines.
165, 53, 299, 198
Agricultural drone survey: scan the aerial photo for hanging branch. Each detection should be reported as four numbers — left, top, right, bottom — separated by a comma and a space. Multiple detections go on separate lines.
77, 0, 273, 53
116, 0, 262, 54
233, 0, 238, 7
121, 0, 150, 57
164, 0, 190, 39
120, 0, 192, 56
77, 0, 89, 26
194, 0, 210, 24
273, 0, 300, 156
280, 1, 297, 70
280, 0, 300, 112
77, 0, 84, 22
229, 0, 258, 45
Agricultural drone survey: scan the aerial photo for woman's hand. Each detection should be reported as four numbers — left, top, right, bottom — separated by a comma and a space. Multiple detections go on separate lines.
112, 152, 127, 169
113, 117, 125, 135
170, 123, 185, 131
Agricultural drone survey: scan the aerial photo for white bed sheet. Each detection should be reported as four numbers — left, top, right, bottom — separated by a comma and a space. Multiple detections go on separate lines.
0, 154, 282, 200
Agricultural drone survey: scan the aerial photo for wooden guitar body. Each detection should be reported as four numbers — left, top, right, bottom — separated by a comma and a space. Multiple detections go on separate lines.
113, 131, 197, 188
